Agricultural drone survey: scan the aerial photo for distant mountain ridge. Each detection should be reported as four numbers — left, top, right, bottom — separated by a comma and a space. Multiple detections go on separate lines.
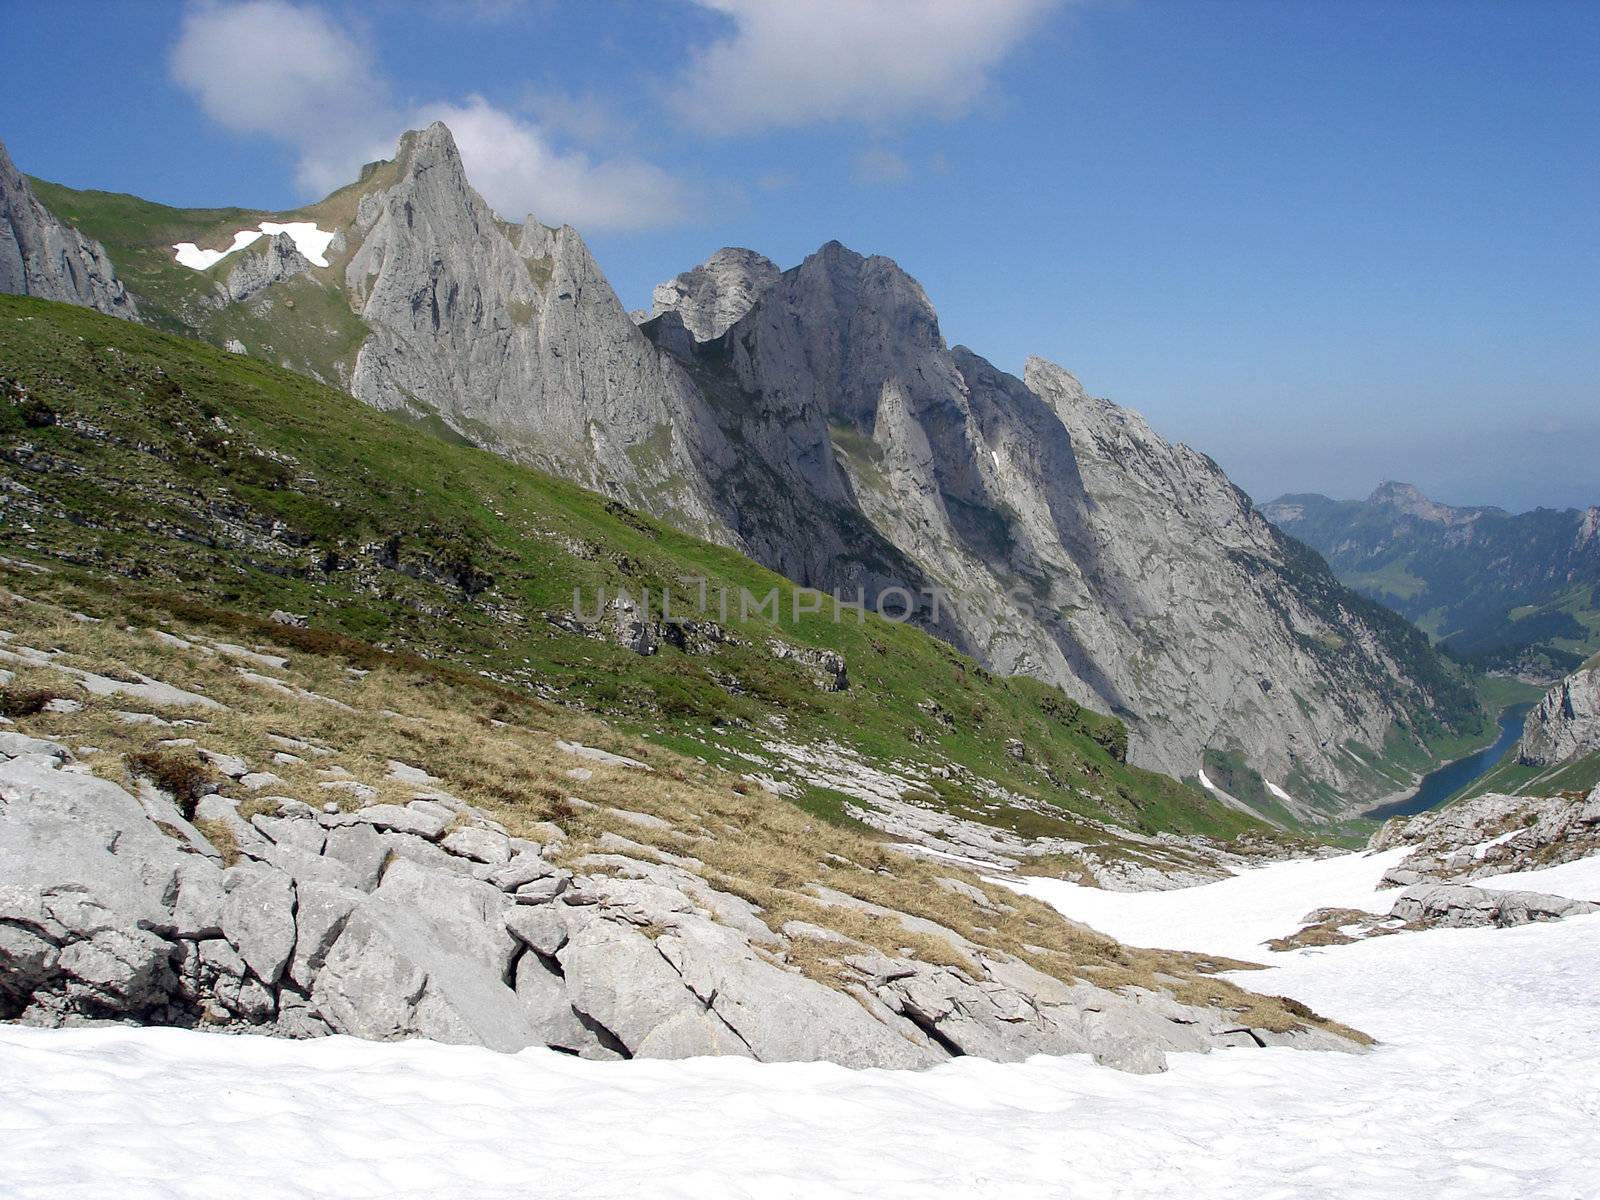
1, 126, 1486, 820
1264, 483, 1600, 680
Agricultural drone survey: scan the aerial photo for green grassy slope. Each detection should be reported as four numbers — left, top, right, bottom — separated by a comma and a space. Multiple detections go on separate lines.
0, 295, 1267, 847
27, 176, 374, 387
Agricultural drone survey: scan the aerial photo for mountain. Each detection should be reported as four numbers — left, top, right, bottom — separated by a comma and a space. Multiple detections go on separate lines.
639, 243, 1486, 817
1263, 483, 1600, 679
0, 139, 137, 320
636, 246, 780, 340
8, 124, 1486, 820
0, 291, 1264, 873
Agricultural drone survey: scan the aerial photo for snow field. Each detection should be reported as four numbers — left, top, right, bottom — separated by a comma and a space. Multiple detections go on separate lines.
3, 849, 1596, 1199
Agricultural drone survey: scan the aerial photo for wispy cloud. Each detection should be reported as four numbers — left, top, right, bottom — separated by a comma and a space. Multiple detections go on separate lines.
852, 147, 913, 185
671, 0, 1063, 135
170, 0, 694, 231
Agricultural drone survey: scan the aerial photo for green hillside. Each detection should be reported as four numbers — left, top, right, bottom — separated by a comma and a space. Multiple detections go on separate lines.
1265, 490, 1600, 679
0, 294, 1268, 850
27, 174, 379, 387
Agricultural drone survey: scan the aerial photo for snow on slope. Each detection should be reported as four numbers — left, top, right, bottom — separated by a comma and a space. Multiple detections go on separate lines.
1471, 852, 1600, 900
2, 851, 1596, 1199
1005, 847, 1408, 963
172, 221, 334, 270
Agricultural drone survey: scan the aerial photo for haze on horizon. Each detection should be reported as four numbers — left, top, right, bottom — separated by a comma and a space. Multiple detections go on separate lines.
4, 0, 1594, 514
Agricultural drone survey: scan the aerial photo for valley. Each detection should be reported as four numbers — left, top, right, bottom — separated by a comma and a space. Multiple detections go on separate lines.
2, 11, 1597, 1188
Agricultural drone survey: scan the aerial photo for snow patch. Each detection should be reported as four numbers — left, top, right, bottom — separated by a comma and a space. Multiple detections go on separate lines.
1265, 779, 1295, 803
1471, 853, 1600, 900
172, 221, 335, 271
1002, 848, 1408, 964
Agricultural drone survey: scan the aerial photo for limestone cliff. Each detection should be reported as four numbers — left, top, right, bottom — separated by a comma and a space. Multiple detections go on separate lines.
639, 246, 779, 340
643, 241, 1475, 815
0, 138, 137, 320
1520, 658, 1600, 768
339, 125, 732, 541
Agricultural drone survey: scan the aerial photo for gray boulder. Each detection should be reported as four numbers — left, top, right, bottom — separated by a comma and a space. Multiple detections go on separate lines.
220, 863, 297, 985
1391, 883, 1599, 928
513, 951, 616, 1057
656, 917, 937, 1068
311, 860, 533, 1051
556, 916, 750, 1059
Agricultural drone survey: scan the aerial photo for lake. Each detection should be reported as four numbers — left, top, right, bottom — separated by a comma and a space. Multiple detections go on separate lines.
1363, 704, 1533, 821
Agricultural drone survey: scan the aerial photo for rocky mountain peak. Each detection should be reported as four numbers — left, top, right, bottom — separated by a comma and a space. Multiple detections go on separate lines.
719, 239, 947, 432
1022, 356, 1097, 431
644, 246, 780, 341
394, 121, 467, 179
1367, 480, 1471, 525
332, 124, 733, 543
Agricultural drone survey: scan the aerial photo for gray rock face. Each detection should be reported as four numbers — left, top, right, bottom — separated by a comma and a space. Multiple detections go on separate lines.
220, 863, 296, 985
1390, 883, 1597, 928
642, 238, 1461, 814
311, 861, 535, 1052
0, 737, 1360, 1070
640, 246, 780, 341
557, 917, 751, 1060
1371, 786, 1600, 887
221, 232, 313, 305
338, 123, 733, 544
0, 138, 138, 319
1519, 660, 1600, 768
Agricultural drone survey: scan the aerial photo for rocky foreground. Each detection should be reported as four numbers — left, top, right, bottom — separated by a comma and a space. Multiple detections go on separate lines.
0, 581, 1358, 1074
0, 731, 1356, 1073
10, 800, 1599, 1200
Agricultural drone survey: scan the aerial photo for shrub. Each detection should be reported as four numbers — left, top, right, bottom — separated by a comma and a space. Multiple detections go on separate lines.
127, 748, 219, 820
0, 687, 59, 718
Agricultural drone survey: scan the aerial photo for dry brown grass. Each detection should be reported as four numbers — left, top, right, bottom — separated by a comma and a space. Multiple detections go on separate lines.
0, 569, 1363, 1041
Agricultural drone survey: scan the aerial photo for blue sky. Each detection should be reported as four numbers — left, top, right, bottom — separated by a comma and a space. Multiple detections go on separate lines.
4, 1, 1596, 511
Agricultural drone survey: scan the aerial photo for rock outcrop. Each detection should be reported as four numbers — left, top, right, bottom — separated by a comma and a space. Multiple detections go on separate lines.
638, 246, 779, 341
1519, 659, 1600, 768
1370, 785, 1600, 888
0, 138, 138, 320
221, 232, 314, 306
1389, 882, 1597, 929
0, 733, 1359, 1070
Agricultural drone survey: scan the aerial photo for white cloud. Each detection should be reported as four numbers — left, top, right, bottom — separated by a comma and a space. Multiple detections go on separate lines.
672, 0, 1063, 135
414, 98, 693, 230
852, 147, 913, 185
169, 0, 389, 195
169, 1, 694, 231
